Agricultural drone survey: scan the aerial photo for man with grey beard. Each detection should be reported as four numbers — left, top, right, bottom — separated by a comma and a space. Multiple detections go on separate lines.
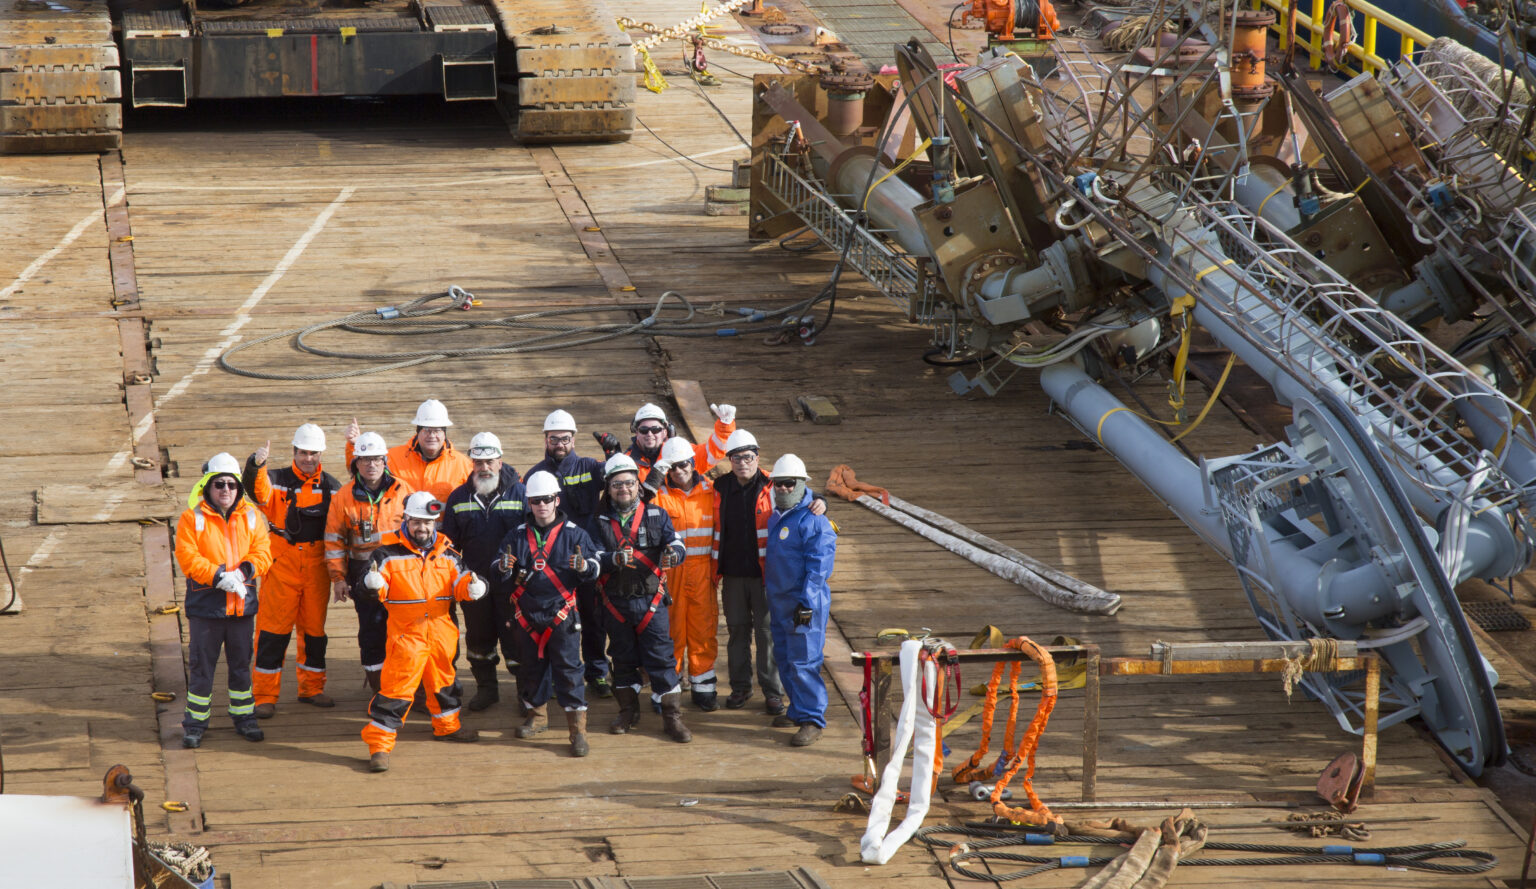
441, 432, 526, 711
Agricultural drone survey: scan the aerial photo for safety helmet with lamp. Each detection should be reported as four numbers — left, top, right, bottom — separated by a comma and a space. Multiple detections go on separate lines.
402, 492, 445, 521
525, 471, 561, 499
543, 410, 576, 434
411, 398, 453, 428
292, 423, 327, 452
724, 429, 758, 455
770, 454, 809, 480
467, 431, 503, 459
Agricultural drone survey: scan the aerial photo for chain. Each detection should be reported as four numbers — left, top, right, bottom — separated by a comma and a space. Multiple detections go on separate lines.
619, 17, 827, 73
625, 0, 755, 50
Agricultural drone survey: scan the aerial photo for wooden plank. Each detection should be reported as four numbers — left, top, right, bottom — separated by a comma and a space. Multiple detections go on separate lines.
141, 524, 202, 835
35, 483, 180, 524
667, 378, 716, 445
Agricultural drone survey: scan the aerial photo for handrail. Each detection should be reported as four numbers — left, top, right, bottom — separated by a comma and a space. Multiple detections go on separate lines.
1254, 0, 1434, 75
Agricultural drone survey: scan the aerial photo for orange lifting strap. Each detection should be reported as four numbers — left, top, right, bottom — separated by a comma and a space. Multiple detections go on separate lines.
951, 636, 1060, 827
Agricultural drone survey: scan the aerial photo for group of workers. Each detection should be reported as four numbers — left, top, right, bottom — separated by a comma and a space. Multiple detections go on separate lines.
172, 398, 838, 771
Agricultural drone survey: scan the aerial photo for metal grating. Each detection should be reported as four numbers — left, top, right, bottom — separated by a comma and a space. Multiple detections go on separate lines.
1462, 600, 1532, 632
424, 5, 496, 30
796, 0, 946, 68
199, 17, 421, 34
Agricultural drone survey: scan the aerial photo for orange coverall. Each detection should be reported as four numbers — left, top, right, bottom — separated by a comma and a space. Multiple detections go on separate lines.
360, 529, 477, 754
246, 459, 341, 703
345, 435, 472, 503
654, 472, 720, 695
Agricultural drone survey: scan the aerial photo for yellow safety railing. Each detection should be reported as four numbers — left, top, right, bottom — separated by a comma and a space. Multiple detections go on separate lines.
1252, 0, 1434, 76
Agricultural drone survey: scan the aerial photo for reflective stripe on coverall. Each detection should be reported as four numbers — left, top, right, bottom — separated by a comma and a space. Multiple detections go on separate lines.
624, 413, 735, 474
654, 474, 720, 692
246, 458, 342, 702
441, 465, 525, 672
325, 475, 413, 671
765, 487, 837, 728
360, 528, 476, 753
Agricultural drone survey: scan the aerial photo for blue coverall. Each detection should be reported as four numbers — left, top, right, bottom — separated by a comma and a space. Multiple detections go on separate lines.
764, 487, 837, 728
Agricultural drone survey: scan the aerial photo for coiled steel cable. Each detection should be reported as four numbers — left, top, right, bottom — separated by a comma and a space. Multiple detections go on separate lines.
217, 287, 820, 381
913, 825, 1498, 881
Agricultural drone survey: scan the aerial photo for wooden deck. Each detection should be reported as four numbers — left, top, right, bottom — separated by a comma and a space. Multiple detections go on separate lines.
1, 0, 1532, 886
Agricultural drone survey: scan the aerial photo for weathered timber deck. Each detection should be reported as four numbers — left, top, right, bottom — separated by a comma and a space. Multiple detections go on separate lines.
0, 0, 1532, 886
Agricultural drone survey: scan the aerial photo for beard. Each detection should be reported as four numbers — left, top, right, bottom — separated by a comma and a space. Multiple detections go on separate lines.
473, 474, 499, 497
411, 529, 436, 549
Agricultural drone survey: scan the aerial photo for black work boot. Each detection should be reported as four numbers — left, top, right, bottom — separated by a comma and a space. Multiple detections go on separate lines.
566, 709, 590, 757
467, 660, 500, 712
691, 689, 718, 711
660, 692, 692, 743
610, 687, 640, 734
364, 671, 381, 693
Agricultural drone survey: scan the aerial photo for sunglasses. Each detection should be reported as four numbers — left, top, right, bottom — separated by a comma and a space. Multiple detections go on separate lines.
772, 479, 800, 490
528, 495, 557, 505
210, 480, 240, 491
636, 425, 666, 435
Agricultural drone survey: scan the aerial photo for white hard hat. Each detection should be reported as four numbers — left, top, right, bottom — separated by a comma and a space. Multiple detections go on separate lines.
412, 398, 453, 428
525, 470, 561, 499
543, 409, 576, 433
633, 403, 667, 427
204, 452, 241, 477
604, 453, 639, 479
467, 431, 503, 459
402, 491, 445, 520
724, 429, 759, 454
292, 423, 327, 452
353, 432, 388, 459
660, 437, 695, 466
771, 454, 809, 480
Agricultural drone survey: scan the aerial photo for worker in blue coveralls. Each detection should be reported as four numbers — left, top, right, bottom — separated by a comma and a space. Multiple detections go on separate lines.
763, 453, 837, 747
524, 409, 622, 700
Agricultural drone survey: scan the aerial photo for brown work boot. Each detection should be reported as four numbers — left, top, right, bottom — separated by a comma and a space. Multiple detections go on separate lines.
297, 693, 335, 708
790, 723, 823, 747
253, 703, 276, 720
565, 708, 589, 757
660, 692, 692, 744
515, 703, 547, 739
364, 671, 381, 693
369, 752, 390, 772
610, 687, 640, 734
433, 727, 480, 743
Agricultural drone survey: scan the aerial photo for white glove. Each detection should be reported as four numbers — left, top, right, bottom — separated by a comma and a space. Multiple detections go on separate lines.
363, 568, 385, 591
467, 574, 487, 600
710, 403, 736, 424
215, 571, 245, 594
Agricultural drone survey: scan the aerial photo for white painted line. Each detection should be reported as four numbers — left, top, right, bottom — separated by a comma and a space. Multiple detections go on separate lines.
154, 186, 355, 410
0, 187, 123, 300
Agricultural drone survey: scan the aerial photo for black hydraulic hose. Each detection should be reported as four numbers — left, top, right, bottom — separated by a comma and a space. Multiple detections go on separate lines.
0, 531, 16, 615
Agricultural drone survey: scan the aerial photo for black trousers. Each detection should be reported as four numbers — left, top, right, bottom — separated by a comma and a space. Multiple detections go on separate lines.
506, 617, 585, 711
348, 559, 388, 671
577, 578, 608, 680
184, 613, 256, 729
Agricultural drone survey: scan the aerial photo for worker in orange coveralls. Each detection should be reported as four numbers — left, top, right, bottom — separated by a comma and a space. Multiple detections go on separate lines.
243, 423, 343, 718
344, 399, 472, 503
360, 492, 486, 772
650, 436, 723, 711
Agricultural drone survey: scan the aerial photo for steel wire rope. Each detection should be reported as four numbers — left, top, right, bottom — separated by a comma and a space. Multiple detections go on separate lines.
0, 530, 14, 794
913, 825, 1498, 881
218, 287, 819, 381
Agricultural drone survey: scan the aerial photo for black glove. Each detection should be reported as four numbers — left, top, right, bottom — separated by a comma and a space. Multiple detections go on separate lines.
594, 431, 622, 458
793, 606, 814, 627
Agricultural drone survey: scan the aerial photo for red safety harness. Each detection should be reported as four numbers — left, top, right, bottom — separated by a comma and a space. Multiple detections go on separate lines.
511, 522, 578, 658
600, 509, 668, 634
